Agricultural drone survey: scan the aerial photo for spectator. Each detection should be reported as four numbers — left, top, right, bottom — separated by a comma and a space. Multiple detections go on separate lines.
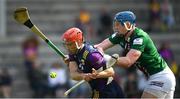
22, 36, 39, 65
75, 9, 94, 42
29, 62, 49, 98
158, 42, 178, 75
22, 36, 48, 97
124, 71, 138, 98
158, 42, 174, 66
146, 0, 161, 32
79, 9, 90, 25
97, 8, 113, 40
48, 62, 69, 97
0, 68, 12, 98
161, 0, 175, 31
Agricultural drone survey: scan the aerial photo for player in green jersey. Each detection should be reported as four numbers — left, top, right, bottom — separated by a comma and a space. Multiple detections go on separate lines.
95, 11, 176, 98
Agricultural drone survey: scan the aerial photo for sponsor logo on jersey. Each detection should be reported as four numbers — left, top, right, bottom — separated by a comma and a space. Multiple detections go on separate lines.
81, 59, 85, 65
149, 81, 164, 87
133, 38, 143, 45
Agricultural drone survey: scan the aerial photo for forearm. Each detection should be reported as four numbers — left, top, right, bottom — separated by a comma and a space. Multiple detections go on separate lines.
116, 57, 132, 68
96, 68, 114, 78
95, 38, 114, 51
116, 49, 141, 68
70, 72, 85, 81
68, 61, 85, 81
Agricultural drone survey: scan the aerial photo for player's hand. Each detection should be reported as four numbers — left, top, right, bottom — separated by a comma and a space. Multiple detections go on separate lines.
63, 55, 70, 64
83, 73, 92, 81
110, 54, 119, 65
90, 68, 98, 79
111, 54, 119, 60
94, 45, 104, 55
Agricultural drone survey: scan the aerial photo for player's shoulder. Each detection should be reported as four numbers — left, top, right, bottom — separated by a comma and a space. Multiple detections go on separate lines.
84, 43, 97, 52
134, 27, 148, 37
109, 32, 124, 40
82, 43, 100, 59
132, 27, 150, 40
131, 27, 150, 45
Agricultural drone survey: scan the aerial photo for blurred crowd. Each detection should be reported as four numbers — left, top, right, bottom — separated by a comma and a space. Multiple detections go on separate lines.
0, 68, 12, 98
146, 0, 175, 32
0, 0, 179, 98
74, 0, 175, 42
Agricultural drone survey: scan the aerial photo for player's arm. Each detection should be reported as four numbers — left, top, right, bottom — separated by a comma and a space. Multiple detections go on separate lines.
94, 38, 114, 53
116, 49, 141, 68
68, 61, 82, 81
95, 33, 122, 53
116, 37, 146, 68
88, 52, 115, 79
68, 61, 92, 81
91, 67, 114, 79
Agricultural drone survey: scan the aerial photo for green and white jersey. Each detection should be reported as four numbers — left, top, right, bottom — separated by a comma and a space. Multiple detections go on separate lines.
109, 27, 168, 76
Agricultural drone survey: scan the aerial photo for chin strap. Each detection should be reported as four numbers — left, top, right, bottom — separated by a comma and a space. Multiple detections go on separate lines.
75, 42, 81, 49
124, 22, 133, 31
123, 22, 134, 37
114, 22, 134, 37
75, 42, 85, 54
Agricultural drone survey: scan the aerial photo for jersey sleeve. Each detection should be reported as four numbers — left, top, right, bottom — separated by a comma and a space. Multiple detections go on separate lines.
87, 52, 106, 70
108, 33, 122, 44
68, 54, 75, 61
131, 36, 146, 52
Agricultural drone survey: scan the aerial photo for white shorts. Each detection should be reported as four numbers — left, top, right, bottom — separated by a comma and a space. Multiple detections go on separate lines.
144, 66, 176, 98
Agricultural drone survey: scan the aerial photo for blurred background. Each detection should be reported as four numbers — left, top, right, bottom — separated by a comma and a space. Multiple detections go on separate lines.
0, 0, 180, 98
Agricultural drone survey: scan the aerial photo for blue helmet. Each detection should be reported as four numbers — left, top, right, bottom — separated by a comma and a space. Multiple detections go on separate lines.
114, 11, 136, 25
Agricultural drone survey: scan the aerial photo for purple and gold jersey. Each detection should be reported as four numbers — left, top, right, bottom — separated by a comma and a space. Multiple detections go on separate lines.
69, 43, 109, 91
69, 43, 124, 98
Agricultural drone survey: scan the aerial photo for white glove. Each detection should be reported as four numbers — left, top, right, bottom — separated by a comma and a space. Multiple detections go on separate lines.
104, 54, 118, 68
111, 54, 119, 60
63, 55, 70, 64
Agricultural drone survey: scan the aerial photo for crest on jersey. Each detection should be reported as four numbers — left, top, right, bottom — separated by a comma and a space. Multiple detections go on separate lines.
81, 59, 85, 65
133, 38, 143, 45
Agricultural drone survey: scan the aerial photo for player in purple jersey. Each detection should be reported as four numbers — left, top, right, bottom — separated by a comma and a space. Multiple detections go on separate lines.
61, 27, 124, 98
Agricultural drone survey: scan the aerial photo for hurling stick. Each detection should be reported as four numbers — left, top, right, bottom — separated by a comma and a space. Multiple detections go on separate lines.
14, 7, 65, 58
